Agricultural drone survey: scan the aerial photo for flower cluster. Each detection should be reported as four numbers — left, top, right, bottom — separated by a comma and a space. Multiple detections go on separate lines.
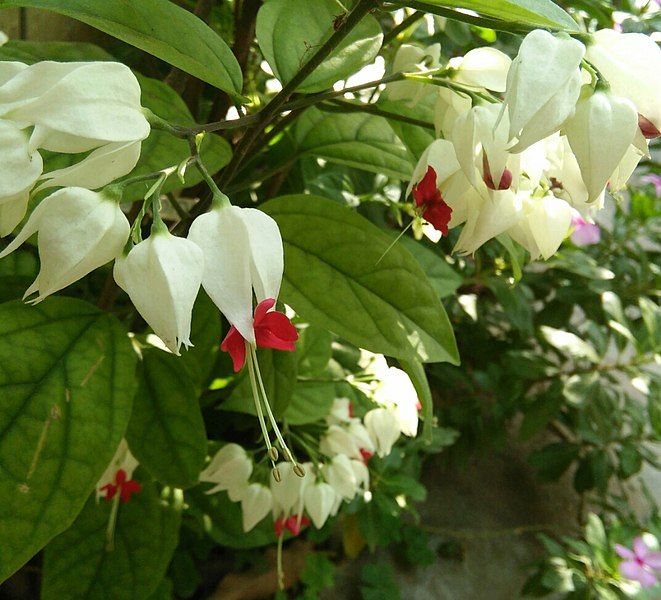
408, 28, 659, 260
199, 354, 420, 535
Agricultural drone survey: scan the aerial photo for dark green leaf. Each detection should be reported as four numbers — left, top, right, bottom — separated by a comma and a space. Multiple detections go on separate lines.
262, 195, 459, 365
0, 298, 136, 582
296, 325, 334, 376
283, 381, 336, 425
41, 481, 180, 600
528, 442, 579, 482
256, 0, 383, 93
399, 236, 462, 299
0, 0, 243, 95
126, 349, 207, 488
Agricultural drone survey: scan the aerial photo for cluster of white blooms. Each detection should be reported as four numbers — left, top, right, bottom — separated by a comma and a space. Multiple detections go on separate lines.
0, 61, 149, 238
199, 354, 420, 535
407, 28, 660, 260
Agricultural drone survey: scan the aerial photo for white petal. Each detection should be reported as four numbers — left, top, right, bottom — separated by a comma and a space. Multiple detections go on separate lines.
364, 408, 400, 458
241, 484, 273, 532
527, 194, 573, 260
0, 189, 30, 237
0, 120, 42, 198
304, 482, 335, 529
453, 47, 511, 92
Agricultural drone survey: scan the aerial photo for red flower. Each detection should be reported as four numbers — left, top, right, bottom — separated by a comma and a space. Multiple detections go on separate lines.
99, 469, 141, 503
412, 166, 453, 236
274, 514, 311, 537
221, 298, 299, 372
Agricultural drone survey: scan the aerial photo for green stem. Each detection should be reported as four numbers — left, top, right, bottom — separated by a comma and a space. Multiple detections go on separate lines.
383, 10, 425, 44
321, 99, 436, 130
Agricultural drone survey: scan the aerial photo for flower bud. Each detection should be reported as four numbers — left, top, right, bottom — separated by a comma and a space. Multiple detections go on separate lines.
364, 408, 401, 458
449, 47, 511, 92
586, 29, 661, 135
0, 187, 129, 302
503, 30, 585, 151
322, 454, 359, 500
303, 481, 336, 529
385, 44, 441, 107
240, 483, 273, 532
113, 228, 204, 356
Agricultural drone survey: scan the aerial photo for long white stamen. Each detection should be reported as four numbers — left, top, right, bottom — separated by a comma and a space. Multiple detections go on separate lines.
246, 344, 277, 471
250, 345, 304, 476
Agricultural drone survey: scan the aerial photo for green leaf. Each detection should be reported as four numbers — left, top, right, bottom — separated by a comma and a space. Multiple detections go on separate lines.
404, 0, 579, 31
284, 381, 336, 425
0, 39, 113, 62
295, 108, 414, 180
0, 0, 243, 96
0, 298, 136, 582
378, 95, 437, 157
221, 347, 298, 418
584, 513, 607, 549
399, 236, 462, 299
256, 0, 383, 93
528, 442, 579, 482
262, 195, 459, 365
540, 326, 599, 363
41, 480, 181, 600
296, 325, 334, 376
126, 349, 207, 489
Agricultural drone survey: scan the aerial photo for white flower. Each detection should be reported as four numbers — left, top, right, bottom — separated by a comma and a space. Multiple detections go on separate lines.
37, 141, 142, 192
507, 193, 573, 260
386, 43, 441, 106
323, 454, 359, 500
585, 29, 661, 134
113, 227, 204, 355
188, 201, 283, 344
304, 481, 336, 529
364, 408, 401, 458
434, 87, 472, 139
0, 187, 129, 302
96, 439, 138, 501
200, 443, 252, 500
270, 461, 311, 518
240, 483, 273, 532
320, 424, 361, 458
564, 91, 638, 202
449, 47, 511, 92
373, 367, 420, 437
350, 459, 370, 492
325, 397, 352, 425
0, 61, 150, 152
503, 30, 585, 151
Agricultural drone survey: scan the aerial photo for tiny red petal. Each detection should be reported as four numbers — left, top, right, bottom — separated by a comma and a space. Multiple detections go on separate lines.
253, 298, 277, 324
285, 514, 310, 536
274, 518, 285, 537
115, 469, 127, 485
639, 113, 660, 139
220, 326, 247, 372
423, 203, 452, 236
359, 448, 373, 464
120, 479, 142, 503
482, 154, 512, 191
100, 482, 117, 501
255, 312, 298, 352
413, 166, 442, 208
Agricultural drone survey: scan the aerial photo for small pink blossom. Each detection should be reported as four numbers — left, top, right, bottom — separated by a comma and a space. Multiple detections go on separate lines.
570, 215, 600, 246
641, 174, 661, 197
615, 537, 661, 588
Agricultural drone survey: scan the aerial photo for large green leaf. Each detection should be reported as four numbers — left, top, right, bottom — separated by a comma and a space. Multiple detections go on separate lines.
220, 347, 298, 418
378, 95, 437, 158
399, 237, 462, 299
0, 0, 243, 95
284, 381, 337, 425
296, 108, 414, 180
0, 41, 232, 201
126, 349, 207, 489
256, 0, 383, 93
262, 195, 459, 365
401, 0, 579, 31
0, 298, 136, 582
41, 480, 181, 600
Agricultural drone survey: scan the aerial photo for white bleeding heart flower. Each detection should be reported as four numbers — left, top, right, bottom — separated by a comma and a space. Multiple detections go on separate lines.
503, 30, 585, 151
449, 47, 512, 92
113, 225, 204, 356
373, 367, 420, 438
0, 61, 150, 152
565, 90, 638, 202
0, 186, 129, 302
200, 443, 252, 500
350, 459, 370, 492
585, 29, 661, 136
303, 481, 336, 529
240, 483, 273, 532
364, 407, 401, 458
188, 198, 283, 345
323, 454, 359, 500
325, 397, 353, 425
270, 461, 310, 518
96, 439, 139, 502
37, 140, 142, 192
434, 86, 472, 139
320, 424, 362, 459
386, 43, 441, 106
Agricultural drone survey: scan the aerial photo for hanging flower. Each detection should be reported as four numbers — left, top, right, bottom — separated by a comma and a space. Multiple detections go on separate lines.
412, 166, 453, 235
240, 483, 273, 533
200, 443, 252, 500
221, 298, 298, 372
99, 469, 142, 503
113, 225, 204, 356
0, 187, 129, 302
448, 47, 512, 92
364, 408, 401, 458
303, 481, 336, 529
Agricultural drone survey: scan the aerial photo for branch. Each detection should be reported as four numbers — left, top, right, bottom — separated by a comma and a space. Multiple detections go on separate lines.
321, 98, 435, 130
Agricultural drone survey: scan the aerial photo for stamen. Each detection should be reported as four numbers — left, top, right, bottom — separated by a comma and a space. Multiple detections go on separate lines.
276, 529, 285, 590
246, 343, 278, 472
105, 492, 121, 552
250, 345, 305, 476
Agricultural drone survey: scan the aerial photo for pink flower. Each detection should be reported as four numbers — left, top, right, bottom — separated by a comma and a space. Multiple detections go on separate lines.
616, 537, 661, 588
641, 174, 661, 197
570, 215, 600, 246
221, 298, 298, 372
